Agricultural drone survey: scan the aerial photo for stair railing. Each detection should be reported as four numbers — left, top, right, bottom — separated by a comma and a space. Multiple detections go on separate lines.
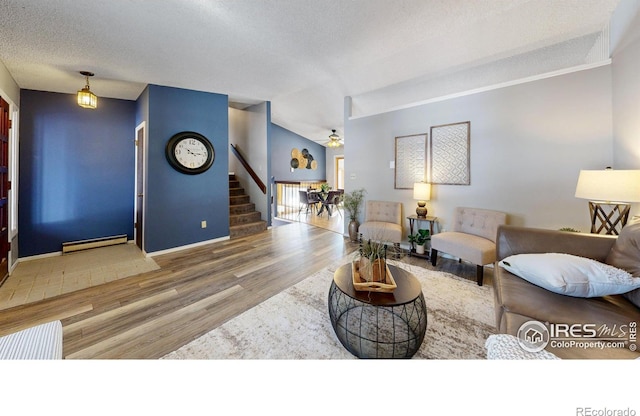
230, 144, 267, 194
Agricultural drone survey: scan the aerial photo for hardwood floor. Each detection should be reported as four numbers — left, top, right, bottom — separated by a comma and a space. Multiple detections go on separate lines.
0, 222, 357, 358
0, 221, 492, 359
277, 205, 345, 234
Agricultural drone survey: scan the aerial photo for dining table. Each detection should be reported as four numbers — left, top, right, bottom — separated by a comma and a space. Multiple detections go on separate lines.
313, 190, 333, 217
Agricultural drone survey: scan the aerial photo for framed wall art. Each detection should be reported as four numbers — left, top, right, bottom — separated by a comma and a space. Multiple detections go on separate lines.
394, 133, 427, 189
430, 121, 470, 185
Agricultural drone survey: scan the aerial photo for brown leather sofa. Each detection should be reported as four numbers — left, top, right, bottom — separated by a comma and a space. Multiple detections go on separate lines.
493, 225, 640, 359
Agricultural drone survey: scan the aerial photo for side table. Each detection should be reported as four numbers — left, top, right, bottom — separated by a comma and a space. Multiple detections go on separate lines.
328, 263, 427, 359
407, 215, 437, 259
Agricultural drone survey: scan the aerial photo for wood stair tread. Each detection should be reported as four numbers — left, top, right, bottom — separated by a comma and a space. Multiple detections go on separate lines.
229, 221, 267, 238
228, 174, 266, 239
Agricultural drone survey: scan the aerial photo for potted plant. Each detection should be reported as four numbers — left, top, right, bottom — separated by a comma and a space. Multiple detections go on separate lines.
342, 188, 366, 242
408, 229, 430, 254
357, 239, 387, 282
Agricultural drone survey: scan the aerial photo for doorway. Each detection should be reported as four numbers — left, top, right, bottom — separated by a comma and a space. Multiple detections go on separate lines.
335, 156, 344, 190
134, 123, 145, 252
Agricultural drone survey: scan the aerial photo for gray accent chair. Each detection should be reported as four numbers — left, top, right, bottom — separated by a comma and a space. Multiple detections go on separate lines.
358, 200, 403, 256
430, 207, 507, 286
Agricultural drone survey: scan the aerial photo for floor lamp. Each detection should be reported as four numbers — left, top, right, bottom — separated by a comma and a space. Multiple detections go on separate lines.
575, 169, 640, 235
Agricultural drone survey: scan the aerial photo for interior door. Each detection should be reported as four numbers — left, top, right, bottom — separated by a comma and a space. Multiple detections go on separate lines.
0, 97, 10, 281
135, 125, 144, 251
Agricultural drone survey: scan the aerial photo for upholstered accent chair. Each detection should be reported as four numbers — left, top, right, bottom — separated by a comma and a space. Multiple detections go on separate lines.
430, 207, 507, 286
358, 200, 403, 254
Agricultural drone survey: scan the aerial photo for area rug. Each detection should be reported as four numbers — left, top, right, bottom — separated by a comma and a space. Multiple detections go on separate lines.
161, 259, 496, 359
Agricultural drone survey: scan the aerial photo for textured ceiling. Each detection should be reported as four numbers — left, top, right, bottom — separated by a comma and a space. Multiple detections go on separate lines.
0, 0, 622, 145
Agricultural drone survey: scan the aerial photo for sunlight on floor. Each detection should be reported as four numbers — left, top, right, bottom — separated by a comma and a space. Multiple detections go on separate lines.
277, 206, 345, 234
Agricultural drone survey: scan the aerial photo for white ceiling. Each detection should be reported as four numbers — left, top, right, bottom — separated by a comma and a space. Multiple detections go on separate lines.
0, 0, 622, 145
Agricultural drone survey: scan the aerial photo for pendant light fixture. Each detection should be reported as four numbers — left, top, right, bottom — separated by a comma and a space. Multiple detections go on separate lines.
325, 129, 343, 148
77, 71, 98, 109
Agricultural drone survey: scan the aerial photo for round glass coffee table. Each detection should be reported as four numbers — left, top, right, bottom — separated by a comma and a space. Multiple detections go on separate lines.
328, 263, 427, 358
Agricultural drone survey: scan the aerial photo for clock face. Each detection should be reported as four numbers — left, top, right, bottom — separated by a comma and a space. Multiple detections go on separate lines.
174, 138, 209, 169
166, 132, 215, 174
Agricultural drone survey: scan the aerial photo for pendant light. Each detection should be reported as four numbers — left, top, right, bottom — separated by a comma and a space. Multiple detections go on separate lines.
77, 71, 98, 109
326, 129, 343, 148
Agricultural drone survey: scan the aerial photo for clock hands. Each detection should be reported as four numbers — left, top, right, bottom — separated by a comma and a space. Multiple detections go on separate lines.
185, 148, 205, 157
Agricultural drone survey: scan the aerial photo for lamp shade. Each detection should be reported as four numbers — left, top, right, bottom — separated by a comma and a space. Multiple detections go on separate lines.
575, 169, 640, 203
413, 182, 431, 201
326, 139, 342, 148
77, 87, 97, 109
325, 129, 343, 148
77, 71, 98, 109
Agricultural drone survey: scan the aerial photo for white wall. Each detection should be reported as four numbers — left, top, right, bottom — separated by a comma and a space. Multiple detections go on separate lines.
344, 65, 614, 237
0, 60, 19, 105
612, 9, 640, 171
229, 107, 249, 176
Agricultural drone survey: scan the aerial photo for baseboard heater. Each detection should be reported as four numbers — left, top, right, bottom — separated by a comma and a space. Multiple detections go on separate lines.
62, 234, 128, 254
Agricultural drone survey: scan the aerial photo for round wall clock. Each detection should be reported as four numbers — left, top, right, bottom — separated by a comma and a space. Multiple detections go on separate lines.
165, 131, 215, 174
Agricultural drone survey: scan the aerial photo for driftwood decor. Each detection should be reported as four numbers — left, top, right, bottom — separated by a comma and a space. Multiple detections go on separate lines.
430, 121, 470, 185
394, 133, 427, 189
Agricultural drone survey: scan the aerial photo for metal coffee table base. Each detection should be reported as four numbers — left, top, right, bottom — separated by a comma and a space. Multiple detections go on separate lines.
328, 281, 427, 359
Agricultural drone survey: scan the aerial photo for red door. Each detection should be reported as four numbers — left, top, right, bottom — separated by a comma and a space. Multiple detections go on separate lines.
0, 97, 10, 281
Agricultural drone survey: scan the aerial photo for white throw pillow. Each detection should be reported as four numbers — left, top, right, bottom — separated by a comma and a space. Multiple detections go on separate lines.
499, 253, 640, 298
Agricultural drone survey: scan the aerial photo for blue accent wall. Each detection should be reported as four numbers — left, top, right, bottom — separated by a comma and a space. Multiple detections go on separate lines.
144, 85, 229, 253
19, 90, 136, 257
271, 124, 326, 181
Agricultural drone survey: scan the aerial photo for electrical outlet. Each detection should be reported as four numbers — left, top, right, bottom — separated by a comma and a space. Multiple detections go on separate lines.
201, 220, 207, 228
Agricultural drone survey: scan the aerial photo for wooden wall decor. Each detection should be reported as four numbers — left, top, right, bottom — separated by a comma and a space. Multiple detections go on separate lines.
291, 148, 317, 170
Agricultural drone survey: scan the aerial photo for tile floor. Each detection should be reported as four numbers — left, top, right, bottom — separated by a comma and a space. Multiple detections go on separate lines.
0, 244, 160, 310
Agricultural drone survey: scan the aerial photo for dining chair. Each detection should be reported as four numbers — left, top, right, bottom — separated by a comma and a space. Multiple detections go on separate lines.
324, 190, 343, 217
307, 190, 321, 210
298, 190, 318, 215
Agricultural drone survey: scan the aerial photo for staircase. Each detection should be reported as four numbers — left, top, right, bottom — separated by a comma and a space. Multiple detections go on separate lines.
229, 174, 267, 238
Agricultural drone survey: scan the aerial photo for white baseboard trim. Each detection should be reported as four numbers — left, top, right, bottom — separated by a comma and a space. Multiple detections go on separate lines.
146, 236, 230, 257
17, 239, 138, 265
17, 251, 63, 263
